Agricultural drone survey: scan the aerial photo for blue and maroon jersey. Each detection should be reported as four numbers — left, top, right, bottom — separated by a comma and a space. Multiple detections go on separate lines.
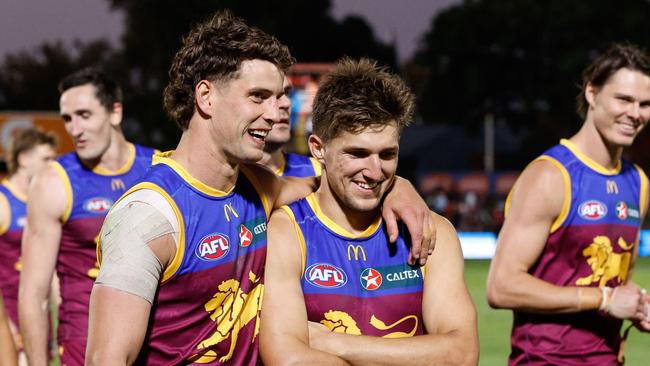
276, 152, 321, 178
123, 154, 269, 365
284, 193, 424, 338
52, 143, 154, 352
0, 179, 27, 326
509, 139, 648, 366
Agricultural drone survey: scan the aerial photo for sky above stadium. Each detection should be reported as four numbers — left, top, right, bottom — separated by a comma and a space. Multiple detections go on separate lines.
0, 0, 460, 62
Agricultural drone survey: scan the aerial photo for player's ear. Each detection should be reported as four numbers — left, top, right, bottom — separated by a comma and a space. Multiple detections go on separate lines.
308, 134, 325, 164
585, 82, 599, 110
195, 80, 214, 119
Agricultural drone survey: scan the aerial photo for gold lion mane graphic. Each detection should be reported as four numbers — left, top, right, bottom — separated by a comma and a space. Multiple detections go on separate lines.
188, 271, 264, 364
320, 310, 418, 338
576, 236, 633, 286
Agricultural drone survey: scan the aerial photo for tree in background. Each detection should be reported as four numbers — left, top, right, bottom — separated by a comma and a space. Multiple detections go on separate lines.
107, 0, 396, 149
0, 0, 395, 149
412, 0, 650, 169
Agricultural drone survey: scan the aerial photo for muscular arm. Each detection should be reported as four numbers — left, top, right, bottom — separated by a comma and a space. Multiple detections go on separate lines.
308, 214, 478, 366
86, 193, 177, 366
260, 209, 349, 366
19, 165, 66, 366
486, 160, 643, 316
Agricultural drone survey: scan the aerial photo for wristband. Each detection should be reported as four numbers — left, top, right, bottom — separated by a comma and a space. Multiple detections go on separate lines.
599, 286, 612, 313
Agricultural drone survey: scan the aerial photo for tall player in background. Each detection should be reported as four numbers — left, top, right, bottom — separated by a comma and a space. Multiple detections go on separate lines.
19, 68, 155, 366
261, 58, 478, 366
487, 43, 650, 365
258, 76, 321, 178
0, 128, 56, 362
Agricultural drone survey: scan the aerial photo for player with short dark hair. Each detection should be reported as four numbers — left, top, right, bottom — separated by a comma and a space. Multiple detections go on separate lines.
19, 68, 155, 366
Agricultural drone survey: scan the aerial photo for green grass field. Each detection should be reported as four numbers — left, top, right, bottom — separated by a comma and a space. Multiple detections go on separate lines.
466, 258, 650, 366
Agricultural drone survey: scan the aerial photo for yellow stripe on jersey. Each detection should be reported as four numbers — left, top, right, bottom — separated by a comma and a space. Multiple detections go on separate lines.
281, 205, 307, 277
2, 179, 27, 203
535, 156, 571, 234
0, 191, 10, 236
92, 143, 137, 176
635, 164, 649, 220
153, 152, 233, 197
51, 161, 73, 224
305, 193, 382, 238
560, 139, 621, 175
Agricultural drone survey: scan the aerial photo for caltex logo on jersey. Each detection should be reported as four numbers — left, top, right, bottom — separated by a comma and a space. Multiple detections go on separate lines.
305, 263, 347, 288
360, 268, 383, 291
195, 233, 230, 261
83, 197, 113, 213
578, 200, 607, 220
239, 224, 253, 247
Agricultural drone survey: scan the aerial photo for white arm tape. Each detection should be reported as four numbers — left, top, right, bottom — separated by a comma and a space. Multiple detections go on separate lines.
95, 190, 179, 304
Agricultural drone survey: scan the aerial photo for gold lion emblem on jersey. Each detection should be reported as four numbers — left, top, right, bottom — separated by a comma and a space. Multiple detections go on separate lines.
188, 271, 263, 364
576, 236, 633, 286
320, 310, 418, 338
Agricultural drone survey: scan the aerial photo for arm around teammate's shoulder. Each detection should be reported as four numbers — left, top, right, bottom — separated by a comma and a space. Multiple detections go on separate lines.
260, 208, 350, 366
486, 159, 604, 313
19, 163, 67, 366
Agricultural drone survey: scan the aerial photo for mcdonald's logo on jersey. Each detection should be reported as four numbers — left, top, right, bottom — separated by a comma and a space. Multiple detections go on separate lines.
223, 203, 239, 222
347, 244, 367, 261
111, 178, 126, 191
606, 180, 619, 194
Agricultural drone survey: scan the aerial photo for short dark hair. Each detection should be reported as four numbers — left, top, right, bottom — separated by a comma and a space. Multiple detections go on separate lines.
7, 128, 57, 176
577, 43, 650, 119
58, 67, 123, 112
164, 10, 294, 130
312, 58, 415, 142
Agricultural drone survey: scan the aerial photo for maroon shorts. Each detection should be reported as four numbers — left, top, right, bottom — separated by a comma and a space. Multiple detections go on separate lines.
59, 339, 85, 366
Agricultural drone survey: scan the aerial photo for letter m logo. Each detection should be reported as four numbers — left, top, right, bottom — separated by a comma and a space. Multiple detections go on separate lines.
347, 244, 366, 261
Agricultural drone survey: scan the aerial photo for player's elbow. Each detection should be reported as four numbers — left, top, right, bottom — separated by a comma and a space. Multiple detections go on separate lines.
440, 332, 479, 366
486, 268, 511, 309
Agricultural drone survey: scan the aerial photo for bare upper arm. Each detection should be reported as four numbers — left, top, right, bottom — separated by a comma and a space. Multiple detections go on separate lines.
0, 192, 9, 235
21, 164, 68, 291
422, 213, 476, 336
493, 159, 566, 273
260, 208, 311, 358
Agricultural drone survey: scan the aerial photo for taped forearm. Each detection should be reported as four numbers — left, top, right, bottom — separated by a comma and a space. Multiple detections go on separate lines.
96, 201, 175, 304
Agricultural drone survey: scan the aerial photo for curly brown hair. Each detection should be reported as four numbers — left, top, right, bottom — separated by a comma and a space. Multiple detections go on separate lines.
7, 128, 57, 176
164, 10, 294, 130
312, 58, 415, 142
576, 43, 650, 119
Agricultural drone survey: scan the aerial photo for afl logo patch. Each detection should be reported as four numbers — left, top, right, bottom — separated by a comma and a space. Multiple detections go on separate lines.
578, 200, 607, 220
83, 197, 113, 213
305, 263, 347, 288
360, 268, 383, 291
195, 233, 230, 261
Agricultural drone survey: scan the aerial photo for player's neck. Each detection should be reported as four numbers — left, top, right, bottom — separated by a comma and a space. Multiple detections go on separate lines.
82, 132, 132, 172
173, 128, 239, 192
570, 123, 622, 171
258, 150, 284, 174
6, 170, 29, 196
314, 183, 379, 236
